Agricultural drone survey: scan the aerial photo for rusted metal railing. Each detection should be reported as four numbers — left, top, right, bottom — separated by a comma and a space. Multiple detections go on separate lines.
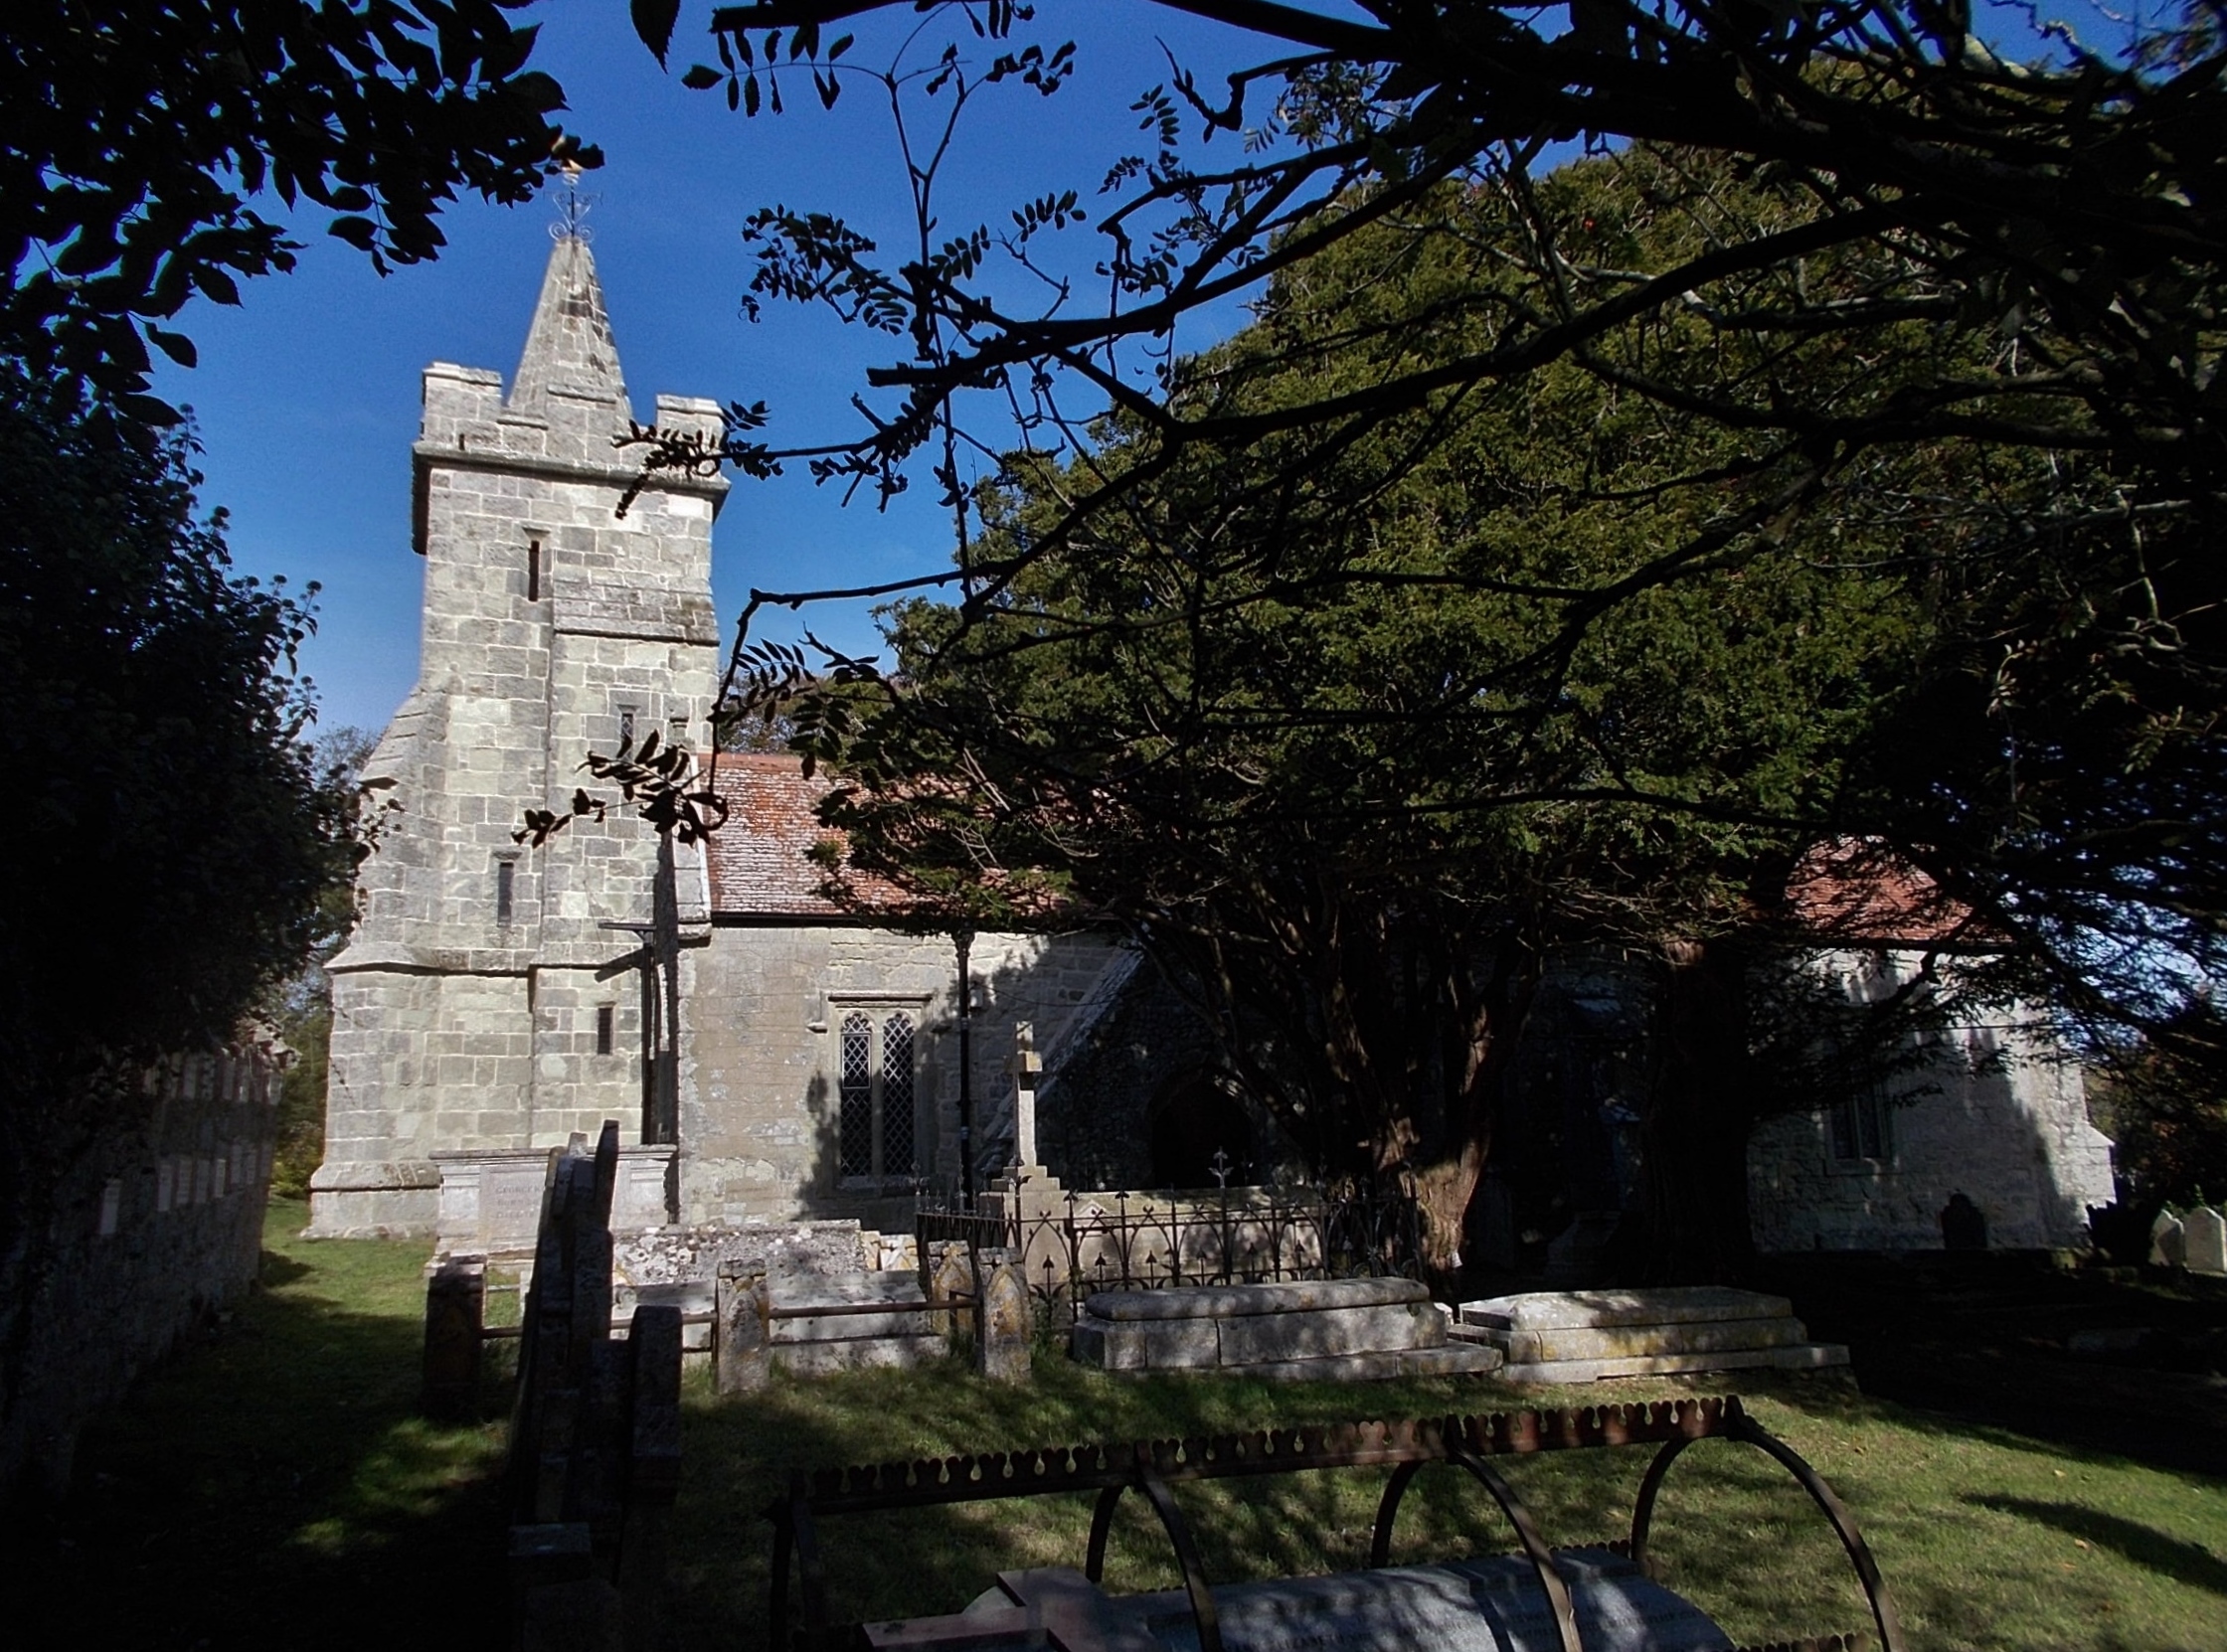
771, 1396, 1904, 1652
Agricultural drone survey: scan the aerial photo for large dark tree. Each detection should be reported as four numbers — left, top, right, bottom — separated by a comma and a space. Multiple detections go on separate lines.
768, 150, 2006, 1278
1, 0, 594, 419
0, 373, 356, 1497
622, 2, 2223, 1028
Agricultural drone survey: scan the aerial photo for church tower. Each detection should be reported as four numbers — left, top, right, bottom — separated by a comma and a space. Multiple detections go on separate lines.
309, 233, 729, 1237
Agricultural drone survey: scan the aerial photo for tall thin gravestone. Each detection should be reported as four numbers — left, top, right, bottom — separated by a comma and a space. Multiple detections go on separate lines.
976, 1260, 1032, 1385
2150, 1209, 2187, 1268
714, 1265, 770, 1394
1008, 1023, 1043, 1170
422, 1255, 486, 1419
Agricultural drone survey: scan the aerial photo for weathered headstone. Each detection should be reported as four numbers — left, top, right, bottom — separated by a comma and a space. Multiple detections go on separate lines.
714, 1264, 769, 1395
2184, 1206, 2227, 1276
421, 1255, 485, 1419
930, 1241, 975, 1340
1941, 1191, 1988, 1251
2150, 1209, 2187, 1268
977, 1260, 1032, 1384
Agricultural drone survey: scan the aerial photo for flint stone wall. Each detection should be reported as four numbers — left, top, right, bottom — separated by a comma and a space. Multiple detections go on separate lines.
1748, 951, 2115, 1252
680, 924, 1120, 1224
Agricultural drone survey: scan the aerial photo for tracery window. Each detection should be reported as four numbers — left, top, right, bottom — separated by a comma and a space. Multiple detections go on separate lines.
1828, 1078, 1893, 1165
837, 1008, 918, 1180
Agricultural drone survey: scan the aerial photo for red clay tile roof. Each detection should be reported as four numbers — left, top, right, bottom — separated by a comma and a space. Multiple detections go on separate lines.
1782, 838, 1987, 945
699, 753, 1083, 924
700, 753, 899, 917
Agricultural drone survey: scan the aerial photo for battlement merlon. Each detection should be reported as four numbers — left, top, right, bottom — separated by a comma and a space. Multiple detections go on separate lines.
409, 405, 731, 557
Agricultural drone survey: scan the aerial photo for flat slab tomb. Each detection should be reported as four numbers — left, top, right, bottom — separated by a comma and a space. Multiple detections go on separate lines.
1073, 1277, 1501, 1379
867, 1555, 1734, 1652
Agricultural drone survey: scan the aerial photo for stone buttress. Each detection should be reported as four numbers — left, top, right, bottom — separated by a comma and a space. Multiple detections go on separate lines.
309, 235, 728, 1237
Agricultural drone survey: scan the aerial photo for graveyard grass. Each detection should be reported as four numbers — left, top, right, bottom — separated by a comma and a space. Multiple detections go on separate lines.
672, 1353, 2227, 1652
36, 1204, 2226, 1652
39, 1196, 514, 1648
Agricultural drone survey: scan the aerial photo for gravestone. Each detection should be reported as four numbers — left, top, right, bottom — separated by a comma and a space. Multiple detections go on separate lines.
421, 1256, 486, 1419
1940, 1191, 1987, 1250
2149, 1209, 2187, 1268
2184, 1207, 2227, 1276
929, 1242, 976, 1339
714, 1265, 769, 1395
977, 1260, 1032, 1384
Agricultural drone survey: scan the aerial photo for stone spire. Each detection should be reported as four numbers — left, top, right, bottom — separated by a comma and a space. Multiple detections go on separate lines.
508, 231, 634, 456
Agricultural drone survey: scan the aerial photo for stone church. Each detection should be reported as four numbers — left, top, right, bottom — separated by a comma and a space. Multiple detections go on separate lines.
307, 234, 2115, 1257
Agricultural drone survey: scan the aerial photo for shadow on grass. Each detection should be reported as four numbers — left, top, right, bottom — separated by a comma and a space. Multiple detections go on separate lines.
667, 1360, 1880, 1652
258, 1246, 313, 1285
1964, 1496, 2227, 1597
25, 1223, 511, 1652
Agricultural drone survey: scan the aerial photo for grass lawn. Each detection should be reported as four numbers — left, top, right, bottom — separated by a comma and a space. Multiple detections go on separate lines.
27, 1197, 511, 1651
671, 1357, 2227, 1652
19, 1206, 2226, 1652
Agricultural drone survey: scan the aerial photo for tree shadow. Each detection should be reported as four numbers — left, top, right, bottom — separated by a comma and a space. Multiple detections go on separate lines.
258, 1246, 312, 1284
1962, 1495, 2227, 1597
28, 1241, 511, 1652
1753, 1233, 2227, 1479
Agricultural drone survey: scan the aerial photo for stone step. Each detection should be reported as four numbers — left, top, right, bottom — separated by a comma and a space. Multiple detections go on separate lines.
1488, 1315, 1814, 1366
1459, 1286, 1794, 1333
771, 1269, 928, 1307
1216, 1343, 1506, 1383
1084, 1276, 1430, 1321
767, 1268, 931, 1342
1496, 1341, 1851, 1385
772, 1333, 947, 1376
1074, 1298, 1448, 1371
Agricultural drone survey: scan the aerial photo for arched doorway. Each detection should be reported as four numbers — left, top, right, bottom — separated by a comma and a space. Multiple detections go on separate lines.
1146, 1076, 1254, 1189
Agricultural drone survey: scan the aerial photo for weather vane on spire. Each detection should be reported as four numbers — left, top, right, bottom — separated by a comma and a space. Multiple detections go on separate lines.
553, 159, 596, 244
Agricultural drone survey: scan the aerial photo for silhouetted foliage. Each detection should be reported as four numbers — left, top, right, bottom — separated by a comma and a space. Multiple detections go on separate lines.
1, 0, 598, 420
0, 371, 350, 1092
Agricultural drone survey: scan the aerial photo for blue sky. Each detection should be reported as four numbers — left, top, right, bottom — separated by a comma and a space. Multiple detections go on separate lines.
151, 0, 2144, 738
154, 3, 1275, 736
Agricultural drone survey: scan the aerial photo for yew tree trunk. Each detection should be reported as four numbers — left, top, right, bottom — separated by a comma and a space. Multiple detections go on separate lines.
1612, 937, 1758, 1284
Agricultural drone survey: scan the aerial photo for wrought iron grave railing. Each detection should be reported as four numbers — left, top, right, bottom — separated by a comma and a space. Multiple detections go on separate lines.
917, 1179, 1424, 1314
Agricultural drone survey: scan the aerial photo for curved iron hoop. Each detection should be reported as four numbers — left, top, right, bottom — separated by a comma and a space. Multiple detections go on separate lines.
770, 1503, 793, 1649
1133, 1461, 1225, 1652
771, 1473, 831, 1651
1628, 1415, 1907, 1652
1085, 1480, 1125, 1581
1081, 1454, 1224, 1652
1367, 1459, 1427, 1568
1370, 1441, 1584, 1652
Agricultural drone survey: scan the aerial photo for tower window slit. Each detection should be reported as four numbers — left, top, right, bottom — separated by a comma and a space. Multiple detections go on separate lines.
527, 538, 542, 601
496, 859, 514, 925
596, 1004, 614, 1056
